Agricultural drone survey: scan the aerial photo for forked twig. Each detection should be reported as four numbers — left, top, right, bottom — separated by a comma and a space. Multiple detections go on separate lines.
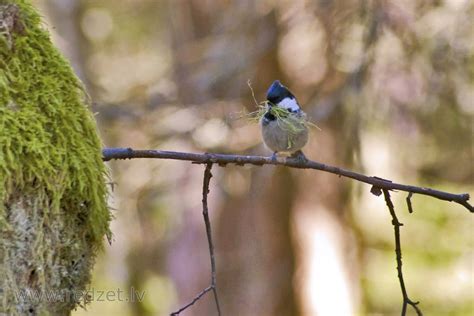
383, 189, 423, 316
170, 163, 221, 316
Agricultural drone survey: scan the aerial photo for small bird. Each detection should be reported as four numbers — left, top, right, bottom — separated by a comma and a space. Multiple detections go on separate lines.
260, 80, 308, 161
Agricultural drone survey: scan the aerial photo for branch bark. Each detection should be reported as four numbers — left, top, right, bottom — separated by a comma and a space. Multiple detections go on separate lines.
102, 148, 473, 213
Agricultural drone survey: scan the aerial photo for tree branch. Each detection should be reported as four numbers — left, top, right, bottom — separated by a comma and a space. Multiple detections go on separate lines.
383, 189, 423, 316
104, 147, 472, 315
102, 148, 473, 213
170, 163, 221, 316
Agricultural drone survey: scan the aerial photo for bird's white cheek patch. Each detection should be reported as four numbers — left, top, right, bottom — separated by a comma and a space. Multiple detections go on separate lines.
278, 97, 300, 112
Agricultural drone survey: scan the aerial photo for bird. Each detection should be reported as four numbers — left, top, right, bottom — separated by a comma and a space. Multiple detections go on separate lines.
260, 80, 308, 161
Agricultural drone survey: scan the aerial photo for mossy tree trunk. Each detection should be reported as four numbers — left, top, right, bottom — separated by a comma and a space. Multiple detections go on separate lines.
0, 1, 110, 315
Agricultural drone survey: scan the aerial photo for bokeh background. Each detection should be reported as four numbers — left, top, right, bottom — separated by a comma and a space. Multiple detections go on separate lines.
32, 0, 473, 315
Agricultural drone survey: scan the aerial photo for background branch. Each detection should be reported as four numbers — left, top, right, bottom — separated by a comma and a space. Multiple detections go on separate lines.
103, 148, 473, 212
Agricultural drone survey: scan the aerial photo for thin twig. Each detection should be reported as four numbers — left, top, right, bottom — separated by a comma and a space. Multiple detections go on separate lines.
406, 192, 414, 213
170, 163, 221, 316
202, 163, 221, 315
383, 189, 423, 316
170, 286, 213, 316
102, 148, 473, 213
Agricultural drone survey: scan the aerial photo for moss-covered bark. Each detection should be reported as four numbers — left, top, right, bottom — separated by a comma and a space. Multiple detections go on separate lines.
0, 1, 111, 315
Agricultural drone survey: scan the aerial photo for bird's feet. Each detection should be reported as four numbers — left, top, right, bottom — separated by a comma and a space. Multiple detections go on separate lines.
270, 152, 278, 162
290, 150, 308, 163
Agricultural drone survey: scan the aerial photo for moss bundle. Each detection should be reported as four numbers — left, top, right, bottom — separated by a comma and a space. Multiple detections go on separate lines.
0, 1, 111, 315
247, 101, 318, 149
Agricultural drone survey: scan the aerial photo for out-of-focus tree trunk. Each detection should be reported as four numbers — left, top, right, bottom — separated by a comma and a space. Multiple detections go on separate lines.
45, 0, 97, 96
290, 2, 378, 314
44, 0, 89, 87
217, 166, 301, 315
165, 1, 301, 315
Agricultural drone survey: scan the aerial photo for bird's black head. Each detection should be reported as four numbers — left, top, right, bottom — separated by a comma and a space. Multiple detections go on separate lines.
266, 80, 295, 105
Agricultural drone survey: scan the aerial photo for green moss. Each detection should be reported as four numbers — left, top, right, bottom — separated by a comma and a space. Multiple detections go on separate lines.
245, 101, 319, 149
0, 0, 110, 246
0, 1, 111, 314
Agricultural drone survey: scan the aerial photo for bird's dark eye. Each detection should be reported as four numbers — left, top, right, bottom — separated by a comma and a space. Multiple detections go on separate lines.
264, 112, 276, 121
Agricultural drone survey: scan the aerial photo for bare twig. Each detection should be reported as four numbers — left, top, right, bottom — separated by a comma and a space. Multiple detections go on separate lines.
406, 192, 414, 214
170, 163, 221, 316
170, 286, 213, 315
202, 163, 221, 315
102, 148, 473, 213
383, 189, 423, 316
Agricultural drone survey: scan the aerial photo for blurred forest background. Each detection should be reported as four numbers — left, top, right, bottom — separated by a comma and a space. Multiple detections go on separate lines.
32, 0, 472, 315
